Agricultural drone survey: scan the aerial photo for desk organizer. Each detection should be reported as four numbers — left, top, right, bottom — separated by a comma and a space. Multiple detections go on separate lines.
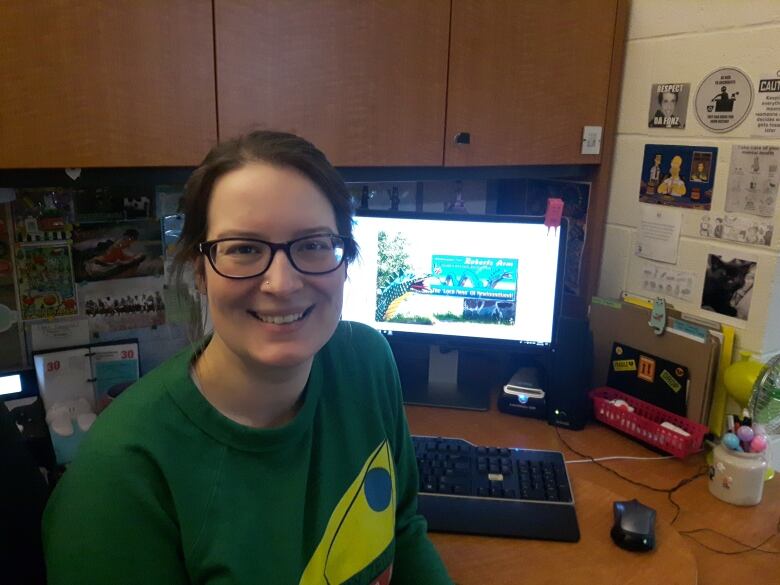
589, 387, 709, 458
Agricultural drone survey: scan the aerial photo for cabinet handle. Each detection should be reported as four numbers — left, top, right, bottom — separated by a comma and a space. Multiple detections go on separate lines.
454, 132, 471, 145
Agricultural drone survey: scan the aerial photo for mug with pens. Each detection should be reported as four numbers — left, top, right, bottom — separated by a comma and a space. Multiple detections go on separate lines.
708, 410, 770, 506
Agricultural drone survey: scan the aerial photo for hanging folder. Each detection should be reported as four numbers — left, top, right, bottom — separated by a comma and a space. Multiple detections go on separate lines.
590, 299, 719, 424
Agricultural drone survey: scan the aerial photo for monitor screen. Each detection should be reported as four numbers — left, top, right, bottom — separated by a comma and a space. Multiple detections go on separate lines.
0, 373, 22, 398
342, 212, 565, 348
0, 369, 39, 402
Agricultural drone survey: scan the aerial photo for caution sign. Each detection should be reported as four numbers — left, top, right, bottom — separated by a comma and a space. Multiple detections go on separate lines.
752, 71, 780, 137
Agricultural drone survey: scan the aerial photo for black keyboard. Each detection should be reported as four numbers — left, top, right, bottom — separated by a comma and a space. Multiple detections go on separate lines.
412, 435, 580, 542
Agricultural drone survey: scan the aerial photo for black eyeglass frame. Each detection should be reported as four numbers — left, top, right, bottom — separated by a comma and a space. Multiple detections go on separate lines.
197, 233, 353, 279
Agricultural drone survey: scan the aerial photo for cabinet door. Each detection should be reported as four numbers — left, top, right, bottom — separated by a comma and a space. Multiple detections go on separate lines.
445, 0, 618, 166
215, 0, 449, 167
0, 1, 217, 168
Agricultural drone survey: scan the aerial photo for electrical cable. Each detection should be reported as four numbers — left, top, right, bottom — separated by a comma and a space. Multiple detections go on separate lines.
566, 455, 674, 464
554, 426, 780, 555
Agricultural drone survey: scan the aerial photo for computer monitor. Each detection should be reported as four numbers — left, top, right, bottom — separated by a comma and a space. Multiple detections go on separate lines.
342, 211, 567, 410
0, 369, 39, 402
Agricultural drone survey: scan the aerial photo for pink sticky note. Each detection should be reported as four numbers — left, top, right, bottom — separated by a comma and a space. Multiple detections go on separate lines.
544, 198, 564, 232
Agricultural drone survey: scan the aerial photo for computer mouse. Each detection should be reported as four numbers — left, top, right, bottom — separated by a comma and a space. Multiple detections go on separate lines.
610, 499, 656, 552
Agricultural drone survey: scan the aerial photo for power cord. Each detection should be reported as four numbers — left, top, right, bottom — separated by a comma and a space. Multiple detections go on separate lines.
554, 426, 780, 555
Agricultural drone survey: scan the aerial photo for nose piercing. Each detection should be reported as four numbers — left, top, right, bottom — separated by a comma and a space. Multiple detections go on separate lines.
264, 281, 271, 286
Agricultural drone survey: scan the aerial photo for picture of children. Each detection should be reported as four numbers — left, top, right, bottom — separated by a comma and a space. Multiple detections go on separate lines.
84, 229, 146, 279
71, 221, 164, 282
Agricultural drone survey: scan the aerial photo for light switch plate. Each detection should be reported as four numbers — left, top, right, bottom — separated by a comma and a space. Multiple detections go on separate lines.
581, 126, 602, 155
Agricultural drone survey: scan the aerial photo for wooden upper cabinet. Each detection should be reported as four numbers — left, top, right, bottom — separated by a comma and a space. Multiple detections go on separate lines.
0, 1, 217, 168
445, 0, 618, 166
215, 0, 450, 167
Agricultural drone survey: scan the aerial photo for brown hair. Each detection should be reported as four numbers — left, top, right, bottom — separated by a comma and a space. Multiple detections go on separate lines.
170, 130, 358, 337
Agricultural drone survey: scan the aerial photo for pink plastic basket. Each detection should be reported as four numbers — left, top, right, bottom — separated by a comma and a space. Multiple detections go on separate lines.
589, 386, 709, 458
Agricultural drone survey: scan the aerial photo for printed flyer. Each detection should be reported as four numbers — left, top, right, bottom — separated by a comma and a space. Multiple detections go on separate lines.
15, 244, 79, 321
725, 145, 779, 218
752, 74, 780, 137
12, 189, 75, 243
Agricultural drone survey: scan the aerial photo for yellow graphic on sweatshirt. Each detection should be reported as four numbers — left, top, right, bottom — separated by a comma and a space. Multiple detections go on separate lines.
299, 440, 396, 585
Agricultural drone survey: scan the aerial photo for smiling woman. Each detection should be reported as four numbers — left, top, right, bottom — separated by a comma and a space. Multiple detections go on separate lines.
42, 131, 453, 585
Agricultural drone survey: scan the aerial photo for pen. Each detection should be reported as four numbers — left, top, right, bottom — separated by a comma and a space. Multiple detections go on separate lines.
726, 414, 735, 433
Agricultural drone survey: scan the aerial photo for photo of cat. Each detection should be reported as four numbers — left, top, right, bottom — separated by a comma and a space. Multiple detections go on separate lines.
701, 254, 756, 320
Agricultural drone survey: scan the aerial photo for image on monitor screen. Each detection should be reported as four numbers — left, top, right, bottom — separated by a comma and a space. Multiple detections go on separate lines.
342, 212, 565, 349
0, 373, 23, 398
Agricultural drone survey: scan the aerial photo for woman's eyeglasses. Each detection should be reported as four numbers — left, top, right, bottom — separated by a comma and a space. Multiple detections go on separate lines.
198, 233, 352, 279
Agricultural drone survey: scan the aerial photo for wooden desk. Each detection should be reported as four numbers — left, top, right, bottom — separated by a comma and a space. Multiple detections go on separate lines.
406, 403, 780, 585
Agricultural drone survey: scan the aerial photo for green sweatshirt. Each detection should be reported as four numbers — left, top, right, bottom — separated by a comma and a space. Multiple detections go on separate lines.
43, 321, 452, 585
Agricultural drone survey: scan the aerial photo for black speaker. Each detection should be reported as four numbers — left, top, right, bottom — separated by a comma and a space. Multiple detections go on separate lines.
546, 316, 593, 430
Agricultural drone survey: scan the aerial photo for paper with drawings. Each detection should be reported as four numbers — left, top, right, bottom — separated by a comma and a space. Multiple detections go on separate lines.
640, 262, 695, 303
725, 145, 779, 218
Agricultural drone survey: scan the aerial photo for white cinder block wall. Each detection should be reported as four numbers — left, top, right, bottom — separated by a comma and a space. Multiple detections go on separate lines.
598, 0, 780, 357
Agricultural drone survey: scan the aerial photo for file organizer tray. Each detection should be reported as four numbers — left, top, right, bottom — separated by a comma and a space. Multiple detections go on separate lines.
589, 386, 709, 458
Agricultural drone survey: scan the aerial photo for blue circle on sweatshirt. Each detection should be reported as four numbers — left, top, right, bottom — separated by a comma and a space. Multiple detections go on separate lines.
364, 468, 392, 511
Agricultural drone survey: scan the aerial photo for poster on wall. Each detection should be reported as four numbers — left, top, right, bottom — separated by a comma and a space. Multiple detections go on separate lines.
699, 213, 773, 247
0, 204, 24, 370
639, 144, 718, 210
78, 275, 166, 334
15, 244, 78, 321
635, 205, 681, 264
725, 145, 779, 218
640, 262, 695, 303
751, 73, 780, 137
71, 220, 164, 282
647, 82, 690, 129
12, 189, 75, 242
694, 67, 754, 133
701, 254, 756, 321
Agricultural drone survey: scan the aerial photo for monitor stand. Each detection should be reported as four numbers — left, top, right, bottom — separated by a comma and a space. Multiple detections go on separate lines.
394, 344, 491, 411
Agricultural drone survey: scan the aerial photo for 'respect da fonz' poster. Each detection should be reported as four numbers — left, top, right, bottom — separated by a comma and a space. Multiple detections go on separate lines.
648, 82, 690, 129
639, 144, 718, 210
